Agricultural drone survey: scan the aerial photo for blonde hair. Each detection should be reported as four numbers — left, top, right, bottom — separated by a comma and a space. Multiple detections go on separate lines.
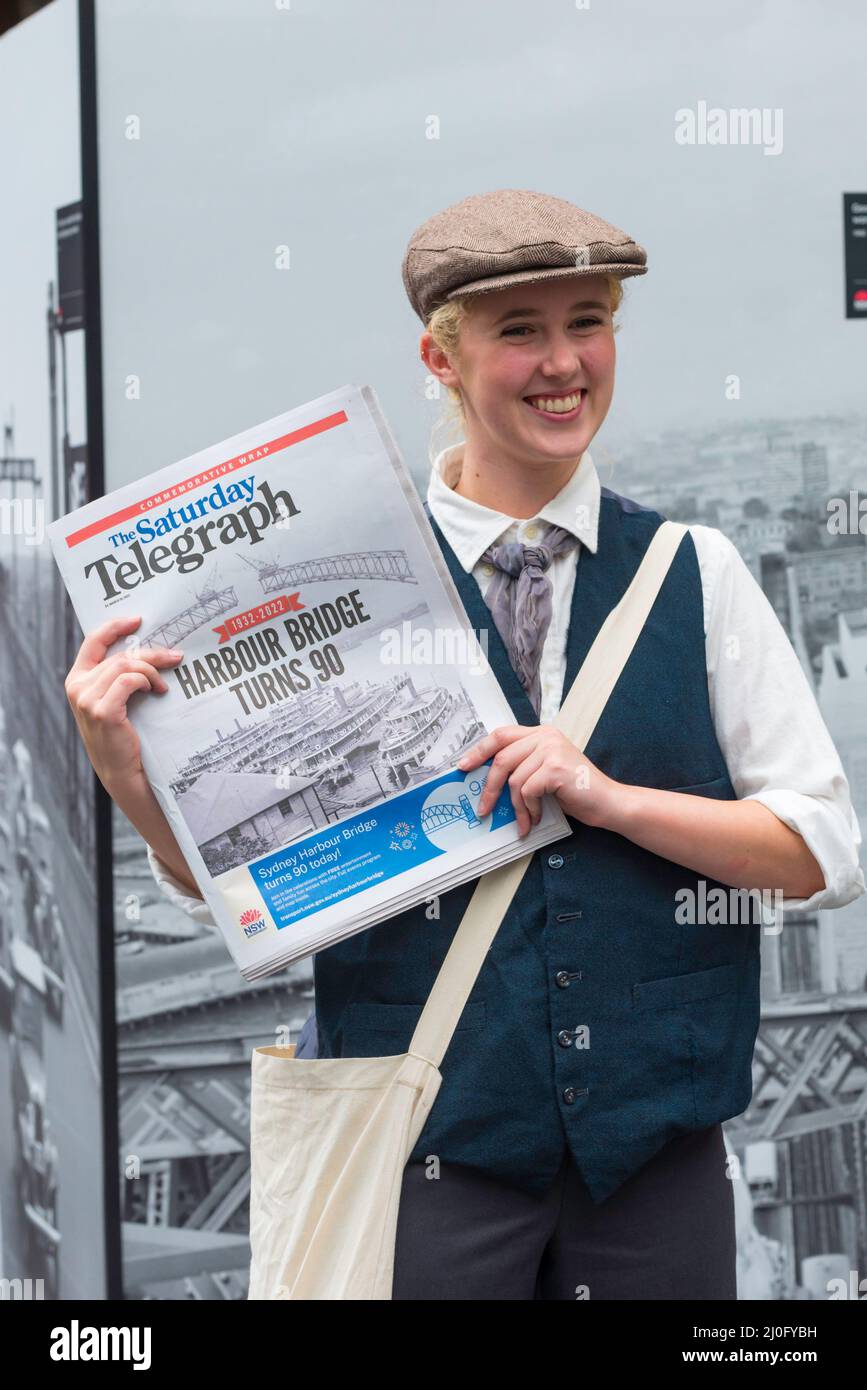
425, 273, 625, 463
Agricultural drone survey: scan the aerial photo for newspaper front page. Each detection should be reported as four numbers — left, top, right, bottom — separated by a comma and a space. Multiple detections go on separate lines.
49, 384, 571, 978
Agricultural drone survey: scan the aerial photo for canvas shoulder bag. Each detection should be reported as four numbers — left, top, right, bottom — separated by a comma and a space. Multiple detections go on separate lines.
247, 519, 689, 1300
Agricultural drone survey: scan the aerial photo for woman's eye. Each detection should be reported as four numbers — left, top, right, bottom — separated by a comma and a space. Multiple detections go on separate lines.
502, 317, 603, 338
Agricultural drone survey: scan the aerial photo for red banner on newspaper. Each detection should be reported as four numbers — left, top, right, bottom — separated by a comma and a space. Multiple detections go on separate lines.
213, 592, 304, 644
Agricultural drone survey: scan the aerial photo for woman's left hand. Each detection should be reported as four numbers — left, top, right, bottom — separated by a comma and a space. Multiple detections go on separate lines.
456, 724, 622, 835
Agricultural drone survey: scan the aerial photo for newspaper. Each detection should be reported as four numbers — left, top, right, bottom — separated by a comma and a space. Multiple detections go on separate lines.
49, 384, 571, 978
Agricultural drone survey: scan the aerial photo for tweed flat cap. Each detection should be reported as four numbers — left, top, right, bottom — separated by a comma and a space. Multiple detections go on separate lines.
402, 188, 647, 324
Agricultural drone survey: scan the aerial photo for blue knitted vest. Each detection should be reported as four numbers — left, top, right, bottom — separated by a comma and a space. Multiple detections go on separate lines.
311, 488, 761, 1203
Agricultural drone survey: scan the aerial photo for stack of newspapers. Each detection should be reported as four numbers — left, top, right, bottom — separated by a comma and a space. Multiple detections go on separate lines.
49, 384, 571, 979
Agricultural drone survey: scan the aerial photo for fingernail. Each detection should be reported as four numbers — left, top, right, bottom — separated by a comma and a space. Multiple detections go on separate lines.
168, 649, 184, 658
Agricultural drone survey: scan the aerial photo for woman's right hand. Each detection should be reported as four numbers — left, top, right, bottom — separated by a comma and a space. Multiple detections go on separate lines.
65, 614, 185, 791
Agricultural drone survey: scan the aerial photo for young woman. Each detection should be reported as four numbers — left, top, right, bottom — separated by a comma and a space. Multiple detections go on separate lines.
66, 189, 864, 1300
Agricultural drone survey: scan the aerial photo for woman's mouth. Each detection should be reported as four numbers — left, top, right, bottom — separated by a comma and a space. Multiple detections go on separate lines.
522, 389, 586, 421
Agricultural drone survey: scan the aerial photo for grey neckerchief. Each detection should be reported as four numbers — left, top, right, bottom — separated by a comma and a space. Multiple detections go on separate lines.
479, 521, 579, 716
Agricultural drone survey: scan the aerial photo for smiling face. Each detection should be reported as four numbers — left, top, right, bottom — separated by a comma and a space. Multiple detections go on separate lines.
423, 273, 617, 474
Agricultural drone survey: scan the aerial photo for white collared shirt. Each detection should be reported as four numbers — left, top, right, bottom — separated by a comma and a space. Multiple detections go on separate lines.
426, 442, 865, 916
147, 443, 865, 921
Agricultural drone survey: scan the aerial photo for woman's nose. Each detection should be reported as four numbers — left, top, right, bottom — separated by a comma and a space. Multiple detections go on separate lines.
541, 341, 582, 376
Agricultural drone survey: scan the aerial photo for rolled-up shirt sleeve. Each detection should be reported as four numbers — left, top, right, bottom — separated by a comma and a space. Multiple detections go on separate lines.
691, 524, 865, 914
146, 843, 219, 927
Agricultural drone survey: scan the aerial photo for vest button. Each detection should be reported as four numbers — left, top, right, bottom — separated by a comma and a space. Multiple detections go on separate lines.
557, 1029, 573, 1047
555, 970, 572, 988
562, 1086, 589, 1105
547, 853, 565, 869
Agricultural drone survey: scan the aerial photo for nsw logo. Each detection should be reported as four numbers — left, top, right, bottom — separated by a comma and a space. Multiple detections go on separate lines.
239, 907, 267, 939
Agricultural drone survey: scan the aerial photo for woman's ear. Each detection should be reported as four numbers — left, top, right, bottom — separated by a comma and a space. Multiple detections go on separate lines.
421, 335, 462, 393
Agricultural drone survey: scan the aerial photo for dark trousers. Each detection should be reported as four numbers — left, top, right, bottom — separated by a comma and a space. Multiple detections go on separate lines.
392, 1123, 737, 1300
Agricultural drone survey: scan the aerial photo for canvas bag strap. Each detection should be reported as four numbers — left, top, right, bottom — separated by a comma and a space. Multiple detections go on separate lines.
409, 520, 689, 1069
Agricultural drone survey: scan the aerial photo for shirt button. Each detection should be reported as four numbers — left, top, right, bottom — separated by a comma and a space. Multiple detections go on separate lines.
524, 523, 539, 540
557, 1029, 573, 1047
547, 853, 564, 869
482, 563, 493, 576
